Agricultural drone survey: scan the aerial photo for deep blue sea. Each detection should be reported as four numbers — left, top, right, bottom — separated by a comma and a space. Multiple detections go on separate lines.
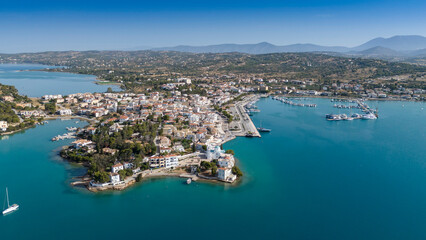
1, 81, 426, 238
0, 64, 121, 97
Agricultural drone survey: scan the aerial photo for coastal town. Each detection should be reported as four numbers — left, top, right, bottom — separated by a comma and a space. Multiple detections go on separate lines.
8, 77, 258, 191
0, 52, 425, 192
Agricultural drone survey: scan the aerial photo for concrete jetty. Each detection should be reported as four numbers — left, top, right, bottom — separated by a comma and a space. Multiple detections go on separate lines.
229, 94, 261, 138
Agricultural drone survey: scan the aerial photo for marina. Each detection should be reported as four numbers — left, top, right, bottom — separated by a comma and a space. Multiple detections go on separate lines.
326, 99, 378, 121
272, 96, 317, 108
51, 132, 76, 141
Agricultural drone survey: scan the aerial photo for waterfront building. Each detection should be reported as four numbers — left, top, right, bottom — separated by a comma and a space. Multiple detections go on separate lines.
164, 155, 179, 169
218, 155, 235, 168
58, 109, 72, 115
0, 121, 8, 131
218, 168, 232, 181
110, 173, 120, 184
71, 139, 93, 149
149, 156, 165, 168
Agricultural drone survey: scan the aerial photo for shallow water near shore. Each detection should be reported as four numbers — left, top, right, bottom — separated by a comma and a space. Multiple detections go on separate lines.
1, 97, 426, 239
0, 64, 121, 97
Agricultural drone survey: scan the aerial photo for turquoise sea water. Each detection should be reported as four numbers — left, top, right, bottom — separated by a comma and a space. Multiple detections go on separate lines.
1, 96, 426, 239
0, 64, 121, 97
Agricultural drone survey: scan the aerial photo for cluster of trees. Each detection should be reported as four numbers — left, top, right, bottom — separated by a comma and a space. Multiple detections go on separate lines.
222, 110, 233, 122
0, 84, 30, 102
232, 166, 243, 177
44, 101, 56, 114
62, 121, 160, 183
214, 105, 233, 122
0, 102, 20, 123
200, 160, 218, 176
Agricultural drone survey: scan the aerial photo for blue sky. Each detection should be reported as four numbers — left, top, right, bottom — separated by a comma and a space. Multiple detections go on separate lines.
0, 0, 425, 53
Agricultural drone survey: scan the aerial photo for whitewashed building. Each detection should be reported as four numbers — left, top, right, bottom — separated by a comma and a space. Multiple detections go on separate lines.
58, 109, 72, 115
206, 145, 224, 160
164, 155, 179, 169
111, 163, 124, 173
218, 155, 235, 168
218, 168, 232, 181
0, 121, 8, 131
110, 173, 121, 184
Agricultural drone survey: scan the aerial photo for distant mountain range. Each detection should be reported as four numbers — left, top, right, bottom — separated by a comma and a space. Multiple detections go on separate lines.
150, 35, 426, 59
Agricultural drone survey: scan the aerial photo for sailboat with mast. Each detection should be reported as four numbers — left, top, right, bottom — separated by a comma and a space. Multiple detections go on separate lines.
257, 121, 271, 132
2, 187, 19, 215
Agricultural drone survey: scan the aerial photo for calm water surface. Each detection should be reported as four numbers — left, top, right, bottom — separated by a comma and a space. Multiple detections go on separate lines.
0, 97, 425, 240
0, 64, 121, 97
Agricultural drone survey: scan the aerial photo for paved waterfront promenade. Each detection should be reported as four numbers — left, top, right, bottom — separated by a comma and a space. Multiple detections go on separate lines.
229, 95, 261, 138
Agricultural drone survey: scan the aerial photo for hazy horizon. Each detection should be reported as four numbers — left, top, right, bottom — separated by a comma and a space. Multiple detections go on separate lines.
1, 0, 425, 53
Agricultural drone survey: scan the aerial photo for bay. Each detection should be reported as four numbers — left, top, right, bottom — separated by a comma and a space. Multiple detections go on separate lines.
0, 97, 425, 239
0, 64, 121, 97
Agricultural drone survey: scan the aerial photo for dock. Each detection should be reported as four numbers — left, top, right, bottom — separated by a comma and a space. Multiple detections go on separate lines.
228, 95, 261, 138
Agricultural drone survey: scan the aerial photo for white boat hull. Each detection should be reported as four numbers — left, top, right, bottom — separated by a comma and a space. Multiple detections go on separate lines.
2, 204, 19, 215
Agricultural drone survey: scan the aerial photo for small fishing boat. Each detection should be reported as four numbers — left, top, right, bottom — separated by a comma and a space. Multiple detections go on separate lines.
2, 187, 19, 215
186, 178, 192, 184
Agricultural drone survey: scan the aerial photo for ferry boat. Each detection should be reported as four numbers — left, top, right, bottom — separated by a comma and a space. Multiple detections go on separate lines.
2, 187, 19, 215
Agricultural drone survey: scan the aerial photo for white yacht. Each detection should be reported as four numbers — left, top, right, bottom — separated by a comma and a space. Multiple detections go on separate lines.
2, 187, 19, 215
362, 113, 377, 120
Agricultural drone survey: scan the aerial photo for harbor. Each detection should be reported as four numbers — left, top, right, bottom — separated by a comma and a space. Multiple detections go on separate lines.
272, 96, 317, 107
51, 126, 79, 141
326, 99, 378, 121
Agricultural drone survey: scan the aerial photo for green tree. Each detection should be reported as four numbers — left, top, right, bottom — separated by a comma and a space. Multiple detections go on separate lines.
211, 165, 217, 175
44, 102, 56, 114
232, 166, 243, 177
225, 149, 235, 155
93, 171, 110, 183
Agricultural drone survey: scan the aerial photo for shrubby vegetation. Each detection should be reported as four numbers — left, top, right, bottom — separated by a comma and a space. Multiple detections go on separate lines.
61, 121, 160, 182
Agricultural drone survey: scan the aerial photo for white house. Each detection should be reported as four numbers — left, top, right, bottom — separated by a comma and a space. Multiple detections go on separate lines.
164, 155, 179, 169
58, 109, 72, 115
123, 162, 133, 169
218, 155, 235, 168
173, 144, 185, 152
110, 173, 121, 184
111, 163, 124, 173
218, 168, 232, 181
0, 121, 8, 131
160, 147, 172, 154
206, 145, 224, 160
71, 139, 93, 149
